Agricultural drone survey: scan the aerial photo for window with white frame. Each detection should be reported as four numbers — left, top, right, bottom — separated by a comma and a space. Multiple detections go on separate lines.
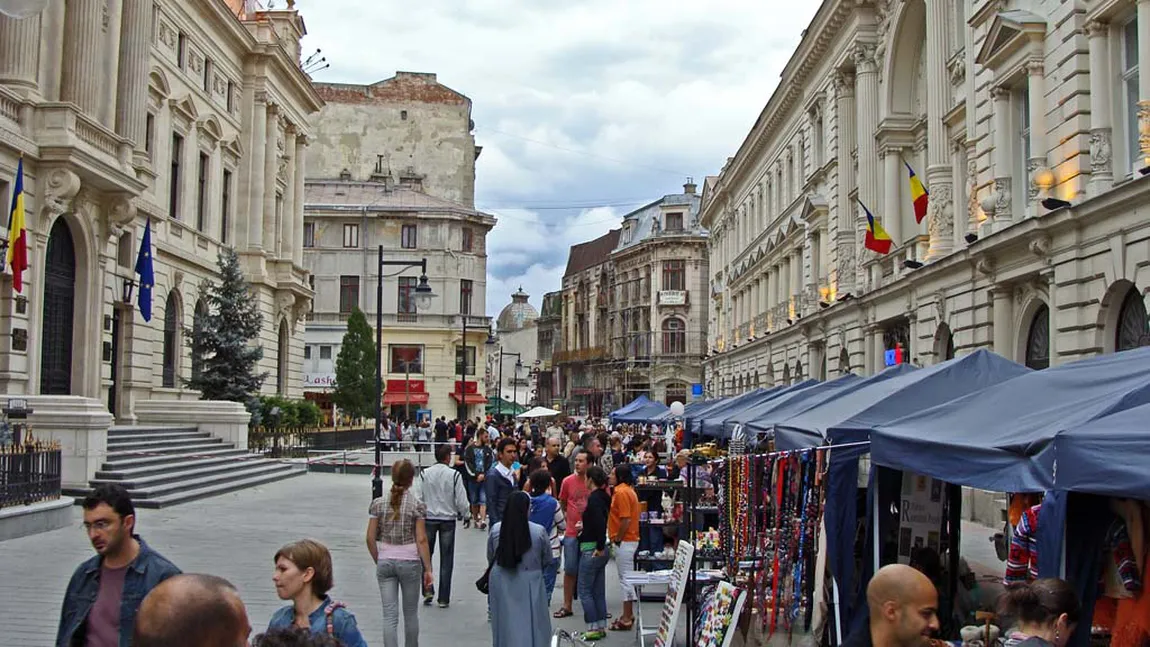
342, 223, 359, 248
1123, 17, 1141, 173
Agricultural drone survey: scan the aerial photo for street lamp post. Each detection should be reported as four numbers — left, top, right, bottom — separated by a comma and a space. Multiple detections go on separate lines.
373, 245, 436, 500
457, 315, 468, 423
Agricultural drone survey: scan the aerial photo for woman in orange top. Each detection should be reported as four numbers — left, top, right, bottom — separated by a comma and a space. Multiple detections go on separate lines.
608, 463, 641, 631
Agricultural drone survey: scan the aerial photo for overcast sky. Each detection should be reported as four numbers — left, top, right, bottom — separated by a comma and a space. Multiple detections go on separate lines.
293, 0, 820, 318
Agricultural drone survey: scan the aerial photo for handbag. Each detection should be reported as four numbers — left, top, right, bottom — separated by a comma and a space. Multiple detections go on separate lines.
475, 561, 493, 594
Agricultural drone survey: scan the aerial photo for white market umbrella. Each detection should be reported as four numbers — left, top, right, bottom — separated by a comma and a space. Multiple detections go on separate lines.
517, 406, 561, 419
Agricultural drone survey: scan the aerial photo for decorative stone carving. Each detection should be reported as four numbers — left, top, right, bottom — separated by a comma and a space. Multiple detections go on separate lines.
1028, 234, 1052, 260
104, 194, 136, 240
158, 22, 176, 48
948, 53, 965, 86
1138, 101, 1150, 164
275, 291, 295, 321
836, 242, 856, 281
975, 257, 995, 277
189, 53, 203, 75
41, 168, 81, 220
1090, 128, 1112, 175
833, 70, 855, 97
934, 291, 946, 324
1026, 159, 1041, 201
994, 178, 1012, 217
852, 44, 877, 74
927, 183, 954, 242
213, 75, 227, 95
173, 270, 185, 293
968, 153, 980, 232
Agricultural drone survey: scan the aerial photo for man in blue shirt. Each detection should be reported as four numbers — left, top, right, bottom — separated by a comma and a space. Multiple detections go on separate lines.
57, 484, 181, 647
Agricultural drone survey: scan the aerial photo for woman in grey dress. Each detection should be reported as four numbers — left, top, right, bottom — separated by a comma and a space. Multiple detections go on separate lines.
488, 490, 553, 646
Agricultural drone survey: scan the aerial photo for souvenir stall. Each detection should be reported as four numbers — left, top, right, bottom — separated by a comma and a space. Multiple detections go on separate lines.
868, 346, 1150, 647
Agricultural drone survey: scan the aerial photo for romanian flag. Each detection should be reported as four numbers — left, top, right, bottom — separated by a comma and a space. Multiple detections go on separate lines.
906, 161, 929, 224
7, 158, 27, 292
859, 200, 893, 255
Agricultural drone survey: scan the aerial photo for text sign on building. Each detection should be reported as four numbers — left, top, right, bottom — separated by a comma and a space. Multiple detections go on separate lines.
659, 290, 687, 306
304, 373, 336, 388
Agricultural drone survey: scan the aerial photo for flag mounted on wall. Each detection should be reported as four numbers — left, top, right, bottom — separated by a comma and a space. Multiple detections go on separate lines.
859, 200, 893, 255
906, 162, 929, 224
7, 157, 28, 293
134, 219, 155, 321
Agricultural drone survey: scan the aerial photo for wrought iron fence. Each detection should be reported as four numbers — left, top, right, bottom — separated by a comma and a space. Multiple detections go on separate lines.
0, 441, 62, 509
248, 427, 376, 458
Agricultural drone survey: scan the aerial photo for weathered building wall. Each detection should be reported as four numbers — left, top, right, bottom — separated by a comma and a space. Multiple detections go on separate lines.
307, 72, 478, 207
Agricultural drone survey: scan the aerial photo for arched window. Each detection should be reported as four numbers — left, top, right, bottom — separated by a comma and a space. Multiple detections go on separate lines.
793, 360, 802, 383
191, 299, 208, 382
935, 324, 955, 362
1025, 304, 1050, 370
662, 317, 686, 355
754, 370, 760, 387
162, 291, 180, 388
1116, 287, 1149, 352
277, 320, 289, 394
839, 348, 850, 374
782, 363, 791, 384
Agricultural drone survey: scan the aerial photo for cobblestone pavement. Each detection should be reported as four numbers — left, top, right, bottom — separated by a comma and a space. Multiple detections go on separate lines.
0, 472, 663, 646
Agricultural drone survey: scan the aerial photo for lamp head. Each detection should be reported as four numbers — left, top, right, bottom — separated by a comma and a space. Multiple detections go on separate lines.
964, 232, 979, 244
1040, 197, 1072, 211
413, 273, 436, 310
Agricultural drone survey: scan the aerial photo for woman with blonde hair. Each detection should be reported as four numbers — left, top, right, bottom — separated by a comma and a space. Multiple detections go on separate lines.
367, 459, 434, 647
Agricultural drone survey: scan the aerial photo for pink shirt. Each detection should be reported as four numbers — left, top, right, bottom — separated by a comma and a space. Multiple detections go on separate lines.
559, 473, 589, 538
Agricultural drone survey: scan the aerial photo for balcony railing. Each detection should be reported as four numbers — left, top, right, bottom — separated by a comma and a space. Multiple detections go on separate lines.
553, 346, 608, 363
609, 332, 707, 362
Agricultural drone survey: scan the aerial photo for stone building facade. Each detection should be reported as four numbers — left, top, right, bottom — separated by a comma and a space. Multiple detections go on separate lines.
535, 290, 562, 408
702, 0, 1150, 397
555, 229, 619, 417
486, 288, 540, 411
608, 183, 709, 406
0, 0, 321, 420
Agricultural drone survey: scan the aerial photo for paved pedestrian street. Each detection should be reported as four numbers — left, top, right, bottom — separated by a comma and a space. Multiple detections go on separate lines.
0, 472, 661, 646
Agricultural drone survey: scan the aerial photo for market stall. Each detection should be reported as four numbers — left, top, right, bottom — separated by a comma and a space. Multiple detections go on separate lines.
611, 395, 671, 424
696, 381, 816, 439
717, 374, 863, 442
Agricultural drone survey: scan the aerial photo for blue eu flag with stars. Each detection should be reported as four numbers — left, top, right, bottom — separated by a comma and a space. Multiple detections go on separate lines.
135, 219, 154, 321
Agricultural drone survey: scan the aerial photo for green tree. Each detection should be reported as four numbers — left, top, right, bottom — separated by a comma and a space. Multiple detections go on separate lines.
184, 247, 268, 405
333, 307, 377, 421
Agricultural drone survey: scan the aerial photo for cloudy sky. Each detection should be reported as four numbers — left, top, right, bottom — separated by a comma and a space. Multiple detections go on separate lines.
293, 0, 820, 317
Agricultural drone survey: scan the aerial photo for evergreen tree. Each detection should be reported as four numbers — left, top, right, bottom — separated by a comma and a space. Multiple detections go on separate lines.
184, 247, 268, 402
333, 307, 378, 421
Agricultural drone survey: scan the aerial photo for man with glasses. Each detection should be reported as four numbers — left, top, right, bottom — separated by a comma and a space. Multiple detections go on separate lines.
57, 483, 181, 647
485, 437, 519, 527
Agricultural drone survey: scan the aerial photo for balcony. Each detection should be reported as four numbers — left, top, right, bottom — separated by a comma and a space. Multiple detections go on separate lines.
610, 332, 707, 363
658, 290, 689, 307
553, 346, 608, 364
34, 100, 146, 193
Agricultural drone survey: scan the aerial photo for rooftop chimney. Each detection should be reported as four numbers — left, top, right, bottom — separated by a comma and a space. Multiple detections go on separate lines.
683, 177, 697, 195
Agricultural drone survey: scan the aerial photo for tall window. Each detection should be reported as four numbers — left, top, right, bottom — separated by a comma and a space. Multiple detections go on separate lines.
813, 111, 824, 167
192, 300, 208, 381
162, 292, 180, 388
1016, 82, 1031, 210
169, 133, 183, 220
342, 223, 359, 248
144, 113, 155, 155
303, 222, 315, 248
339, 275, 359, 314
459, 279, 473, 315
389, 344, 423, 373
196, 152, 209, 231
663, 260, 685, 291
401, 224, 417, 249
1123, 18, 1141, 173
461, 227, 473, 252
177, 32, 187, 68
220, 169, 231, 243
1025, 304, 1050, 370
455, 346, 476, 375
203, 58, 213, 93
319, 345, 332, 360
665, 212, 683, 231
1117, 286, 1149, 351
398, 276, 417, 313
226, 80, 236, 113
662, 317, 686, 354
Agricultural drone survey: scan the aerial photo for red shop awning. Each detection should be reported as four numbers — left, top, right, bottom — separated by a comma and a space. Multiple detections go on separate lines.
450, 392, 487, 405
382, 392, 429, 405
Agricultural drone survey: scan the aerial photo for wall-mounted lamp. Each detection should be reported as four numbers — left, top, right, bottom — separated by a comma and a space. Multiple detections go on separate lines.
1040, 197, 1072, 211
120, 275, 137, 305
964, 232, 979, 244
903, 260, 924, 270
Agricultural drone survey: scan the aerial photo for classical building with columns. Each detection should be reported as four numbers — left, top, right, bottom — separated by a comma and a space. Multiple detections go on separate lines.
702, 0, 1150, 396
0, 0, 321, 419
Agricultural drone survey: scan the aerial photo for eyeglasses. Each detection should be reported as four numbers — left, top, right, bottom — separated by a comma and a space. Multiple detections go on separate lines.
82, 519, 116, 533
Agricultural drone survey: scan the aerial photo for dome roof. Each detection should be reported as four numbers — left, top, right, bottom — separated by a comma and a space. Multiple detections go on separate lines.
497, 287, 538, 332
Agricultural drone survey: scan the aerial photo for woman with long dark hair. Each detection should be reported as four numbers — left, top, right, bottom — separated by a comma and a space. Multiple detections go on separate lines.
488, 490, 553, 646
577, 466, 612, 641
367, 459, 433, 647
1000, 578, 1080, 647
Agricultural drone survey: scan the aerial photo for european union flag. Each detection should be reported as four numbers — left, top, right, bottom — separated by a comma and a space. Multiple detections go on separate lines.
135, 219, 154, 321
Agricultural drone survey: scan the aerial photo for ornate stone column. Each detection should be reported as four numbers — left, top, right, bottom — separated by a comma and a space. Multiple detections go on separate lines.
0, 13, 41, 92
882, 146, 903, 249
991, 285, 1014, 358
281, 127, 298, 263
262, 103, 279, 254
116, 0, 151, 163
791, 248, 803, 306
293, 134, 306, 265
1026, 60, 1051, 213
990, 86, 1014, 230
247, 92, 268, 251
1139, 0, 1150, 168
924, 0, 954, 260
1086, 21, 1114, 192
833, 70, 857, 297
780, 259, 790, 314
854, 44, 880, 287
873, 328, 886, 374
61, 0, 105, 118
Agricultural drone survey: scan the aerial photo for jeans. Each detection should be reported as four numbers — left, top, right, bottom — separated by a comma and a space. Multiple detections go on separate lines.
466, 480, 486, 505
376, 558, 422, 647
561, 536, 582, 576
577, 550, 609, 629
424, 519, 456, 603
543, 556, 560, 605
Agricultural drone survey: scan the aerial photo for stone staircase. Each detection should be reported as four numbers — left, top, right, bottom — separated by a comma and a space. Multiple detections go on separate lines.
64, 425, 304, 508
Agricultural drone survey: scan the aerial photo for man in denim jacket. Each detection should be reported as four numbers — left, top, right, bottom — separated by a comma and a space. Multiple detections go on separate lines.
56, 484, 181, 647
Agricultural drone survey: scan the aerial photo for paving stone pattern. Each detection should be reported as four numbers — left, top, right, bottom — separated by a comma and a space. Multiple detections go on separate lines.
0, 472, 662, 646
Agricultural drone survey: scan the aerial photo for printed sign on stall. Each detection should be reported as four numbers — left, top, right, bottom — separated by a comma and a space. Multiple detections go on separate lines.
653, 540, 695, 647
898, 470, 945, 563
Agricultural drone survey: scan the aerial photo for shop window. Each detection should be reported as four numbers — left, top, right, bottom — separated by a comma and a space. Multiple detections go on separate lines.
389, 344, 423, 373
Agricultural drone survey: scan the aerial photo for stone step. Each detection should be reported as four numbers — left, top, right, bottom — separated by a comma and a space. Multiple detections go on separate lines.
101, 447, 248, 471
95, 454, 249, 481
91, 455, 267, 489
107, 430, 210, 444
105, 440, 229, 458
133, 465, 305, 508
112, 461, 298, 500
106, 435, 219, 452
108, 425, 201, 437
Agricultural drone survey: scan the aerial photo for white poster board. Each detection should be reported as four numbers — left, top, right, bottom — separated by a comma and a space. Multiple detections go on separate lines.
694, 580, 748, 647
898, 470, 945, 563
653, 540, 695, 647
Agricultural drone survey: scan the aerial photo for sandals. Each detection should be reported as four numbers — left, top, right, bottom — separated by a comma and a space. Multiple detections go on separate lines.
609, 618, 634, 631
553, 607, 574, 618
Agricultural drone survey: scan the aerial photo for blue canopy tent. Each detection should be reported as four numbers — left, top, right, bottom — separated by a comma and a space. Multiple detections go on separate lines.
864, 346, 1150, 647
766, 350, 1031, 634
1055, 402, 1150, 499
722, 374, 863, 440
608, 395, 653, 423
685, 389, 764, 437
611, 398, 670, 424
697, 380, 817, 438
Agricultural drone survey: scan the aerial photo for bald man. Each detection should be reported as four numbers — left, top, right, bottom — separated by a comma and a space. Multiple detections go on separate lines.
842, 564, 941, 647
132, 574, 251, 647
